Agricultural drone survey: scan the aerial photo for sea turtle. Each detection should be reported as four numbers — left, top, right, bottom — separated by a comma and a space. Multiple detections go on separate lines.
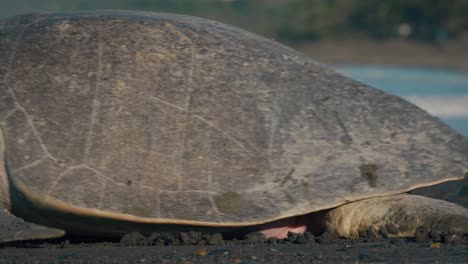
0, 11, 467, 243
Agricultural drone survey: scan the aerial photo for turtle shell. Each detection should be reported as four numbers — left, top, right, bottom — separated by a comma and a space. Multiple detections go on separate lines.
1, 11, 467, 228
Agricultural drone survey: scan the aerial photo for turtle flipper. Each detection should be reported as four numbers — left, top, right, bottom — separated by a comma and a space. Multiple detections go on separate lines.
325, 194, 468, 238
0, 208, 65, 243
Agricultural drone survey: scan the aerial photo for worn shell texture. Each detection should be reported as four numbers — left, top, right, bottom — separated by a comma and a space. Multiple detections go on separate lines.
0, 11, 467, 225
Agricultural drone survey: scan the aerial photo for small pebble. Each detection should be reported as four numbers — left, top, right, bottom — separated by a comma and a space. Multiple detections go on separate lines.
204, 233, 224, 245
287, 232, 300, 243
268, 248, 280, 253
162, 234, 179, 246
293, 232, 316, 244
244, 232, 266, 244
179, 231, 203, 245
304, 232, 316, 244
389, 238, 406, 246
295, 252, 305, 258
370, 241, 391, 248
240, 255, 258, 264
120, 232, 148, 246
207, 248, 232, 256
57, 253, 79, 260
194, 249, 206, 256
267, 238, 279, 244
358, 252, 382, 262
59, 240, 71, 248
317, 231, 337, 243
430, 242, 441, 248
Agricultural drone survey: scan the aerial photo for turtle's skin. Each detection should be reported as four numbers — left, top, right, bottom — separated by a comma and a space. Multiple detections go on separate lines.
0, 11, 467, 242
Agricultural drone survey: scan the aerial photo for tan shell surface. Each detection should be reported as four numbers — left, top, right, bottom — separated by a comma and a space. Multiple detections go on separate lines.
0, 11, 467, 226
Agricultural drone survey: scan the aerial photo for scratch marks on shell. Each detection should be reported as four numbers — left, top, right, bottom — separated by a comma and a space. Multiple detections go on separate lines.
149, 95, 187, 113
10, 156, 48, 175
1, 107, 18, 123
97, 178, 107, 209
266, 104, 280, 158
44, 117, 72, 137
43, 163, 128, 204
3, 16, 45, 82
280, 168, 296, 185
155, 189, 161, 218
192, 114, 255, 157
306, 106, 328, 129
176, 41, 195, 191
333, 110, 353, 145
159, 189, 218, 195
81, 164, 126, 187
208, 194, 222, 220
83, 20, 103, 162
149, 95, 255, 157
7, 93, 59, 163
2, 17, 59, 163
45, 165, 80, 199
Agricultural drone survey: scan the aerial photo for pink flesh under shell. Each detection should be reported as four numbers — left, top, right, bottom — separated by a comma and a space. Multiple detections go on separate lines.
258, 212, 326, 239
260, 222, 307, 239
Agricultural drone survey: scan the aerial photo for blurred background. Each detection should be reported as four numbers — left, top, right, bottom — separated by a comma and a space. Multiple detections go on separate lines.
1, 0, 467, 136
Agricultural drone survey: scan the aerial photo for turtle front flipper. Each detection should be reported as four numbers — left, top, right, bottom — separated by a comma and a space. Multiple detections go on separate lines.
0, 208, 65, 243
325, 194, 468, 238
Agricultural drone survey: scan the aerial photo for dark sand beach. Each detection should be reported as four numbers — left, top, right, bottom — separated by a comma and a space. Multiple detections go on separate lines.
1, 228, 467, 263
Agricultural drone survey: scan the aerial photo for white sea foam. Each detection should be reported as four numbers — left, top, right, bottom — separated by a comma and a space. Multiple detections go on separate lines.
405, 95, 468, 117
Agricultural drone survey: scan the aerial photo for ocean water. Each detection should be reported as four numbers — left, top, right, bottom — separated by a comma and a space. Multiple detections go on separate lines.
335, 65, 468, 137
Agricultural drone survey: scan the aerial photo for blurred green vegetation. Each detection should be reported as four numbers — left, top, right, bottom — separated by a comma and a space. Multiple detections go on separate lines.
1, 0, 467, 43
